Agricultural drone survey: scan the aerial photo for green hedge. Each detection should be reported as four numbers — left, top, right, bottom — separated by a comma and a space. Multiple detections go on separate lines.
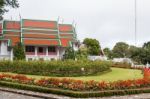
0, 60, 111, 77
111, 62, 131, 69
1, 81, 150, 98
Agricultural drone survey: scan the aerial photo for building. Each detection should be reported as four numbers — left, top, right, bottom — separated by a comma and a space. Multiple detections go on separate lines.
112, 58, 133, 64
0, 19, 78, 61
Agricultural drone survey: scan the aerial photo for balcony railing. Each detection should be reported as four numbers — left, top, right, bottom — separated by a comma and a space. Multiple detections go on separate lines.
26, 52, 35, 55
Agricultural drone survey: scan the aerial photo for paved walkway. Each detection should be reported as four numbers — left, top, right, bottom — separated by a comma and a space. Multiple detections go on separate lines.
0, 91, 41, 99
1, 87, 150, 99
1, 91, 150, 99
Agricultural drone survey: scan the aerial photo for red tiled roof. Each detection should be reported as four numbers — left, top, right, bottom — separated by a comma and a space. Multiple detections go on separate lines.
23, 39, 59, 46
4, 36, 20, 46
60, 34, 73, 37
22, 30, 58, 34
0, 19, 77, 47
23, 20, 57, 29
60, 38, 72, 47
4, 31, 20, 35
23, 34, 57, 39
4, 21, 20, 30
59, 24, 73, 32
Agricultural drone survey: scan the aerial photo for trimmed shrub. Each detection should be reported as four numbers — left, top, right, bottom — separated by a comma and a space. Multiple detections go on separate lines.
1, 80, 150, 98
111, 62, 131, 69
0, 60, 111, 77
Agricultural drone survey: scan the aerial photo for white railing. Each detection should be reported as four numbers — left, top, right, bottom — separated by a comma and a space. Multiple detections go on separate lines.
0, 55, 11, 60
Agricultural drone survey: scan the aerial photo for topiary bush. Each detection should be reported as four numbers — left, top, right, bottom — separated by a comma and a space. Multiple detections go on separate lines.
0, 60, 111, 77
111, 62, 131, 69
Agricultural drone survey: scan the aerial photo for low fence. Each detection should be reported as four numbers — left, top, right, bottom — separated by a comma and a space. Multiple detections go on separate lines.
0, 55, 11, 60
88, 56, 107, 61
132, 65, 145, 68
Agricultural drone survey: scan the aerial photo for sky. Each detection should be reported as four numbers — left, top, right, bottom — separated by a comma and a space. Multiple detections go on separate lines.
4, 0, 150, 49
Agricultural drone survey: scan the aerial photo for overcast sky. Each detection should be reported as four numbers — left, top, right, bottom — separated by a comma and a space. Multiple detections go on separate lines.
4, 0, 150, 49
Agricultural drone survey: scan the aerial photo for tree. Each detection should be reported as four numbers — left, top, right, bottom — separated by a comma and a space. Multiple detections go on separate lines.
112, 42, 129, 58
127, 46, 142, 64
103, 47, 113, 59
63, 47, 75, 60
83, 38, 100, 55
0, 0, 19, 20
143, 41, 150, 49
76, 45, 88, 60
13, 43, 25, 60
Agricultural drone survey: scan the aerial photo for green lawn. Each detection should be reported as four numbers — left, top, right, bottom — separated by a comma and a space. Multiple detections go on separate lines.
0, 68, 143, 82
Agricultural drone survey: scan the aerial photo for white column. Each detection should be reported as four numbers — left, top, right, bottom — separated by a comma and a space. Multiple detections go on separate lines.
0, 41, 1, 55
10, 48, 13, 61
57, 47, 60, 60
35, 46, 38, 56
1, 41, 7, 55
46, 47, 48, 56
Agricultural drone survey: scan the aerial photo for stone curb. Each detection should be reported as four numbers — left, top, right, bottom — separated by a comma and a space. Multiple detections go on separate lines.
0, 87, 71, 99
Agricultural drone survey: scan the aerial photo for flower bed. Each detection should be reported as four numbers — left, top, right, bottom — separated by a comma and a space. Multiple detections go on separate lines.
1, 73, 150, 97
0, 60, 111, 77
0, 73, 149, 91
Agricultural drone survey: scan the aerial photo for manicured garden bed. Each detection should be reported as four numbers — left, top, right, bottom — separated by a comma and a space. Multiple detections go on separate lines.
0, 60, 111, 77
0, 73, 149, 98
0, 67, 143, 82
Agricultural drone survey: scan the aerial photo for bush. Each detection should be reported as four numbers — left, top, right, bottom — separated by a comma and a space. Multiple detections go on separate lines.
1, 80, 150, 98
0, 60, 111, 77
111, 62, 131, 69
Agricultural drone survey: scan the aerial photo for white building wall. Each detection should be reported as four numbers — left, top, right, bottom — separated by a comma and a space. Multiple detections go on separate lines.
26, 46, 66, 61
0, 41, 11, 60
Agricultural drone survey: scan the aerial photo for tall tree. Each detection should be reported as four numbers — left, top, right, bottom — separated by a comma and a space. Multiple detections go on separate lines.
63, 47, 76, 60
83, 38, 100, 55
127, 46, 142, 64
13, 43, 25, 60
0, 0, 19, 20
112, 42, 129, 58
103, 47, 113, 59
76, 45, 88, 60
143, 41, 150, 49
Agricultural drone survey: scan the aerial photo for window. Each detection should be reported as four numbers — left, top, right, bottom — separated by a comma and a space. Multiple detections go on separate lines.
38, 47, 44, 53
48, 46, 56, 52
26, 46, 35, 52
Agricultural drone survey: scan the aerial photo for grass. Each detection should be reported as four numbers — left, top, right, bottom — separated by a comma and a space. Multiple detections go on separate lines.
0, 68, 143, 82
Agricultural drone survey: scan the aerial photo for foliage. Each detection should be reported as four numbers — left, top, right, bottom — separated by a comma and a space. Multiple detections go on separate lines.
112, 42, 129, 58
83, 38, 101, 55
63, 47, 75, 60
103, 48, 113, 59
143, 41, 150, 49
127, 46, 141, 63
140, 49, 150, 64
76, 45, 88, 60
127, 44, 150, 64
0, 73, 150, 98
13, 43, 25, 60
0, 60, 111, 77
0, 0, 19, 20
111, 62, 131, 69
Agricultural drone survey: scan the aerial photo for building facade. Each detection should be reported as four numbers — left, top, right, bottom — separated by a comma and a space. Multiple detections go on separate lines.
0, 19, 78, 61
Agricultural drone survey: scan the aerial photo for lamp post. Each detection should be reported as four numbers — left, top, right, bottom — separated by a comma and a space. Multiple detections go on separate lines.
134, 0, 137, 46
